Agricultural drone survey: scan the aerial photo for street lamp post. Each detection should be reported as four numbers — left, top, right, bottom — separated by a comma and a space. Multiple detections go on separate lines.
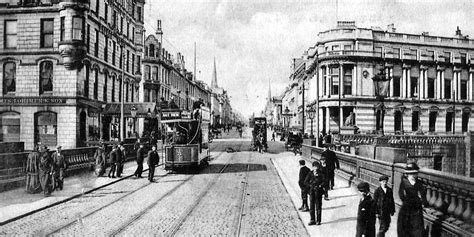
282, 107, 293, 139
307, 106, 316, 138
130, 105, 137, 137
372, 68, 391, 135
177, 90, 181, 109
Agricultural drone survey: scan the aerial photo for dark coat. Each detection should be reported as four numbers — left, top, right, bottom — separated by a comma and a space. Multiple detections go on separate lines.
397, 177, 427, 237
356, 194, 376, 237
304, 168, 327, 191
322, 149, 339, 171
298, 166, 311, 189
136, 147, 145, 163
147, 150, 159, 166
109, 149, 118, 163
373, 186, 395, 217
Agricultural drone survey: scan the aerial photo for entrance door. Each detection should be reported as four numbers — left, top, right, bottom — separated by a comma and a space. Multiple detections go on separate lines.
102, 116, 111, 141
79, 111, 86, 147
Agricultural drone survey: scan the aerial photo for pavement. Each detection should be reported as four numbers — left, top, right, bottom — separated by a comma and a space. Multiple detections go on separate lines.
270, 136, 398, 237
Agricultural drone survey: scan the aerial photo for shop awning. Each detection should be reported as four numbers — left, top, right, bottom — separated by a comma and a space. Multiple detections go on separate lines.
103, 103, 158, 118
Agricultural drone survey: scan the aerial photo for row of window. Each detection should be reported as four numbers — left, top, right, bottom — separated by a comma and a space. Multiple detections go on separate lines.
386, 110, 470, 133
2, 61, 53, 95
0, 111, 57, 146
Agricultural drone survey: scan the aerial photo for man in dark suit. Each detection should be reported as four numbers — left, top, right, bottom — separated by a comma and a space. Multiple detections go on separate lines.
356, 182, 376, 237
298, 160, 311, 212
147, 145, 159, 182
108, 145, 118, 178
116, 142, 125, 177
373, 175, 395, 237
304, 161, 327, 225
321, 145, 339, 193
134, 143, 145, 178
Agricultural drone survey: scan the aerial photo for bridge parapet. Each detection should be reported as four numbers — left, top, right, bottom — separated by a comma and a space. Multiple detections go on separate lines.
302, 144, 474, 236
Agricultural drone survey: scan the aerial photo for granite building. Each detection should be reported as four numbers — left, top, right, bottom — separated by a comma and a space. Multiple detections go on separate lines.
0, 0, 145, 150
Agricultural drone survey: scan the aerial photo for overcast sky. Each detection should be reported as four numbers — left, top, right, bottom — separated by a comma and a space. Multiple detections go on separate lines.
144, 0, 474, 118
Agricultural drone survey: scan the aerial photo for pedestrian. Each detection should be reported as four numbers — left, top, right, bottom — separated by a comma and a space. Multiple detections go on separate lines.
319, 157, 330, 200
38, 146, 53, 196
304, 160, 327, 225
116, 142, 125, 177
322, 145, 339, 192
52, 145, 67, 191
271, 132, 275, 141
298, 160, 310, 212
356, 181, 376, 237
397, 162, 428, 237
373, 175, 395, 237
94, 143, 107, 177
147, 145, 159, 182
134, 143, 145, 178
108, 144, 118, 178
26, 144, 42, 194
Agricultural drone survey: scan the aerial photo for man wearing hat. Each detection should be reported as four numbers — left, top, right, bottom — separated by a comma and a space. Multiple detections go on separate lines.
134, 143, 145, 178
108, 144, 118, 178
397, 162, 427, 237
373, 175, 395, 237
356, 181, 376, 237
321, 145, 339, 194
94, 143, 107, 177
298, 160, 311, 212
304, 160, 327, 225
52, 145, 67, 190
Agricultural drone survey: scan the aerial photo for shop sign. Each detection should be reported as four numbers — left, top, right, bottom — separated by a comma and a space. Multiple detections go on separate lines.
161, 110, 181, 120
0, 97, 67, 105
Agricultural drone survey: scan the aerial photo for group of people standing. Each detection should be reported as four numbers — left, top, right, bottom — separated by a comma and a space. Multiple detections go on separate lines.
299, 149, 427, 237
298, 146, 340, 225
94, 142, 160, 183
26, 144, 67, 196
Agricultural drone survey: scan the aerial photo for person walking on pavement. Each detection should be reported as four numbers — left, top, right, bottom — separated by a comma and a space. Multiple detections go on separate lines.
116, 142, 125, 177
134, 143, 145, 178
52, 145, 67, 191
356, 182, 376, 237
320, 157, 331, 200
147, 145, 159, 182
271, 132, 275, 141
321, 145, 339, 191
373, 175, 395, 237
38, 146, 53, 196
304, 160, 327, 225
298, 160, 310, 212
94, 143, 107, 177
108, 144, 118, 178
397, 162, 428, 237
26, 144, 42, 194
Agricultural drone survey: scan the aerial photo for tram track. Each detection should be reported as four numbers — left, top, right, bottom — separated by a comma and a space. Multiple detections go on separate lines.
111, 141, 244, 236
235, 152, 251, 237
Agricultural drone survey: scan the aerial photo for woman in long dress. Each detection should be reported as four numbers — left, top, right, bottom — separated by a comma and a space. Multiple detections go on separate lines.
25, 145, 42, 193
397, 162, 428, 237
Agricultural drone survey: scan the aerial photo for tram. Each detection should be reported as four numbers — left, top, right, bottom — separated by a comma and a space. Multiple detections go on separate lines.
251, 117, 267, 151
161, 107, 211, 171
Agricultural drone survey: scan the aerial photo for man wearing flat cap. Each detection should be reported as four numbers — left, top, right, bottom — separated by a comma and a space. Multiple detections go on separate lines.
356, 181, 376, 237
373, 175, 395, 237
52, 145, 67, 190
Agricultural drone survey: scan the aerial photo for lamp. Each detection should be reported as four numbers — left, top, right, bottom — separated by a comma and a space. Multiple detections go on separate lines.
130, 105, 137, 136
307, 106, 316, 137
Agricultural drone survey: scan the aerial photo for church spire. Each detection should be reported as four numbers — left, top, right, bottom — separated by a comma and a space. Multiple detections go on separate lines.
267, 79, 272, 101
211, 57, 218, 89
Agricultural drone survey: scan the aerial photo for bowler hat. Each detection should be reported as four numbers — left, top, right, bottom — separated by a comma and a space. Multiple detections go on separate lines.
379, 175, 389, 181
357, 182, 370, 192
405, 162, 420, 174
312, 160, 320, 167
56, 145, 62, 149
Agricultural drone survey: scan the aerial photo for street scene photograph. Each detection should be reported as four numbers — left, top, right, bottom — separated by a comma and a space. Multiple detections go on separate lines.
0, 0, 473, 236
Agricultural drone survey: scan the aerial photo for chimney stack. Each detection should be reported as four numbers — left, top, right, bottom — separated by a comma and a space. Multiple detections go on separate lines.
387, 23, 396, 33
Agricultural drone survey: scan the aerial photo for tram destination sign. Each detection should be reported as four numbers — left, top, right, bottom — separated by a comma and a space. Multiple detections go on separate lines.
161, 110, 181, 120
0, 97, 67, 105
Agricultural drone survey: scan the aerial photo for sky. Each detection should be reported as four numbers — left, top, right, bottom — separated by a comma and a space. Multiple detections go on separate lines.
144, 0, 474, 119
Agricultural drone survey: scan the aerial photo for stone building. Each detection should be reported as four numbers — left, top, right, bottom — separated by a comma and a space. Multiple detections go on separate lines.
137, 19, 211, 137
0, 0, 146, 150
210, 58, 232, 127
305, 21, 474, 135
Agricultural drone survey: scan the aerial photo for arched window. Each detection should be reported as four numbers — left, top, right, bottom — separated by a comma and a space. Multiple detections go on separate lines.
0, 112, 20, 142
103, 73, 108, 102
144, 46, 148, 57
34, 111, 57, 147
149, 44, 155, 57
39, 61, 53, 95
3, 62, 16, 95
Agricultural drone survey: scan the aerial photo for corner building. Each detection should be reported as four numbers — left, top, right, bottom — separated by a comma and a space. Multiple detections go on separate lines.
0, 0, 146, 150
306, 22, 474, 135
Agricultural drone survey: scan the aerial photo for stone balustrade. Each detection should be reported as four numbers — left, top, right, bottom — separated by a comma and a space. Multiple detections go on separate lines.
302, 144, 474, 236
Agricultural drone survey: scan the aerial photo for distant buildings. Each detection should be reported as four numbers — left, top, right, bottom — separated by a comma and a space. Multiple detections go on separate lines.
280, 21, 474, 136
210, 58, 234, 127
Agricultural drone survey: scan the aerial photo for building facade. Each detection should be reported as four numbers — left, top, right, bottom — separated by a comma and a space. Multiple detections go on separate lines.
138, 19, 211, 137
0, 0, 146, 150
209, 58, 232, 127
304, 21, 474, 136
